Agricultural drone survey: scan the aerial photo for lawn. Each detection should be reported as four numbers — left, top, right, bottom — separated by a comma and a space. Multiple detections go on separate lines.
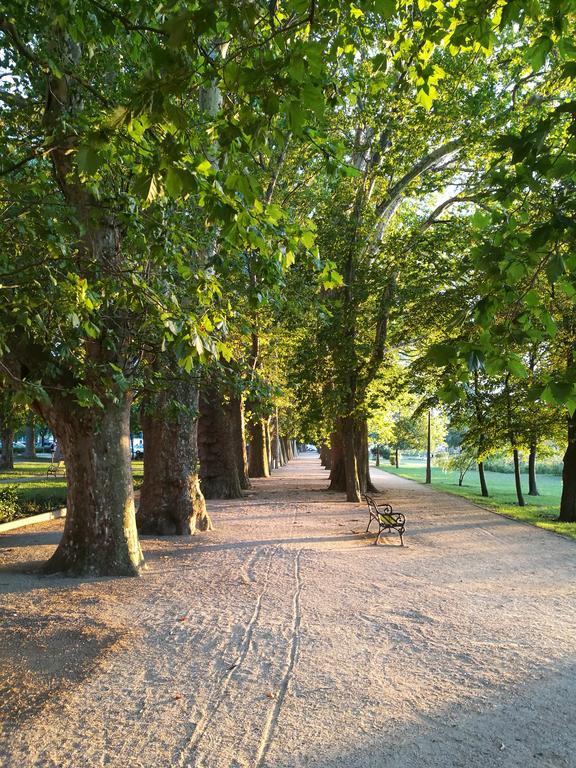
373, 459, 576, 542
0, 459, 145, 522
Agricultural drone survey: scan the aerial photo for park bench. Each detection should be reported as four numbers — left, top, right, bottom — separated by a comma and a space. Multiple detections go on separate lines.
362, 493, 405, 546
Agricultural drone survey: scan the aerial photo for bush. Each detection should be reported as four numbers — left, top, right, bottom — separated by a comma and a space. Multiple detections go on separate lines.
0, 484, 21, 523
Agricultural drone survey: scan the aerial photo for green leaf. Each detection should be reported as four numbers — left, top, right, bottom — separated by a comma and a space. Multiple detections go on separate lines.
196, 159, 212, 176
526, 36, 553, 72
546, 253, 566, 282
301, 230, 315, 249
77, 146, 102, 175
372, 0, 396, 18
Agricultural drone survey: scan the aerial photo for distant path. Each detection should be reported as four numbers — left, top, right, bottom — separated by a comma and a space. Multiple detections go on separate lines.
1, 454, 575, 768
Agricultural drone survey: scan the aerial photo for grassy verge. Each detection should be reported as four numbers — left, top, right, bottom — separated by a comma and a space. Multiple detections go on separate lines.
373, 463, 576, 542
0, 459, 145, 523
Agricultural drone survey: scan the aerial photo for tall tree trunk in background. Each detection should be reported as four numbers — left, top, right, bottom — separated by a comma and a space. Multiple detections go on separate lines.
37, 395, 143, 576
328, 429, 346, 491
425, 410, 432, 484
0, 428, 14, 470
283, 436, 293, 461
229, 394, 250, 490
375, 446, 380, 467
265, 420, 273, 470
342, 416, 360, 502
528, 443, 539, 496
478, 461, 489, 497
395, 447, 400, 468
513, 448, 525, 507
248, 419, 270, 477
323, 444, 332, 470
24, 420, 35, 459
199, 384, 242, 499
319, 443, 329, 467
138, 379, 210, 535
560, 411, 576, 522
354, 418, 376, 494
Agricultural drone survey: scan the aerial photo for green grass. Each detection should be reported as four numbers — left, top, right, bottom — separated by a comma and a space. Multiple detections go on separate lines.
373, 461, 576, 541
0, 458, 144, 480
0, 459, 145, 521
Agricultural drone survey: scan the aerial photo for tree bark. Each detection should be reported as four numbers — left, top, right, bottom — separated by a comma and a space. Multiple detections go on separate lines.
560, 412, 576, 522
265, 420, 273, 470
478, 461, 489, 497
229, 395, 251, 490
24, 421, 36, 459
513, 448, 525, 507
342, 416, 360, 502
38, 395, 144, 576
198, 383, 242, 499
528, 442, 539, 496
248, 419, 270, 478
375, 446, 380, 467
0, 428, 14, 470
138, 379, 210, 535
354, 417, 377, 494
328, 430, 346, 491
395, 447, 400, 468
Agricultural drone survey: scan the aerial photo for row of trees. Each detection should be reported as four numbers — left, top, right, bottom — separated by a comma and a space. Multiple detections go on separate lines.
1, 1, 575, 576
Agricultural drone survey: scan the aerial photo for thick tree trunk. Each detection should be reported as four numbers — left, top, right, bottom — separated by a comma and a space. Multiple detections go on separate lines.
199, 383, 242, 499
560, 413, 576, 522
248, 419, 270, 478
513, 448, 525, 507
0, 428, 14, 470
478, 461, 489, 497
138, 380, 210, 535
425, 410, 432, 484
39, 395, 143, 576
528, 443, 539, 496
328, 430, 346, 491
24, 421, 36, 459
229, 395, 251, 489
342, 416, 360, 502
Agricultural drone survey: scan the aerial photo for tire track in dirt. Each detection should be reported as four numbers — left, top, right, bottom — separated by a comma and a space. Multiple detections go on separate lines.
175, 546, 278, 767
254, 547, 303, 768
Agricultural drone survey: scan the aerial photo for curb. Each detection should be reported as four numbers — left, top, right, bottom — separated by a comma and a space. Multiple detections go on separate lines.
0, 507, 67, 533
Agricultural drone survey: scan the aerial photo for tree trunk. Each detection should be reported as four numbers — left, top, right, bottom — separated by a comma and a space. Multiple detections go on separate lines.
278, 434, 287, 466
328, 430, 346, 491
229, 395, 251, 489
0, 428, 14, 470
39, 395, 143, 576
478, 461, 489, 497
138, 379, 210, 535
198, 383, 242, 499
425, 410, 432, 484
375, 447, 380, 467
266, 420, 273, 470
395, 447, 400, 468
342, 416, 360, 502
355, 418, 377, 494
560, 413, 576, 522
248, 419, 270, 478
24, 421, 36, 459
528, 443, 539, 496
513, 448, 525, 507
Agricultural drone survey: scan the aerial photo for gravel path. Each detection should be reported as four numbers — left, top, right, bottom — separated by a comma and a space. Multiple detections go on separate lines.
1, 453, 575, 768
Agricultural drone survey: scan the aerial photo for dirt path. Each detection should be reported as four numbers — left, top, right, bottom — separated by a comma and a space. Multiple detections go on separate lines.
1, 454, 575, 768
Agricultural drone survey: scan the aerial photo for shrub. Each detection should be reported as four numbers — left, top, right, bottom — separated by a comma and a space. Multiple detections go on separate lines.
0, 484, 21, 523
